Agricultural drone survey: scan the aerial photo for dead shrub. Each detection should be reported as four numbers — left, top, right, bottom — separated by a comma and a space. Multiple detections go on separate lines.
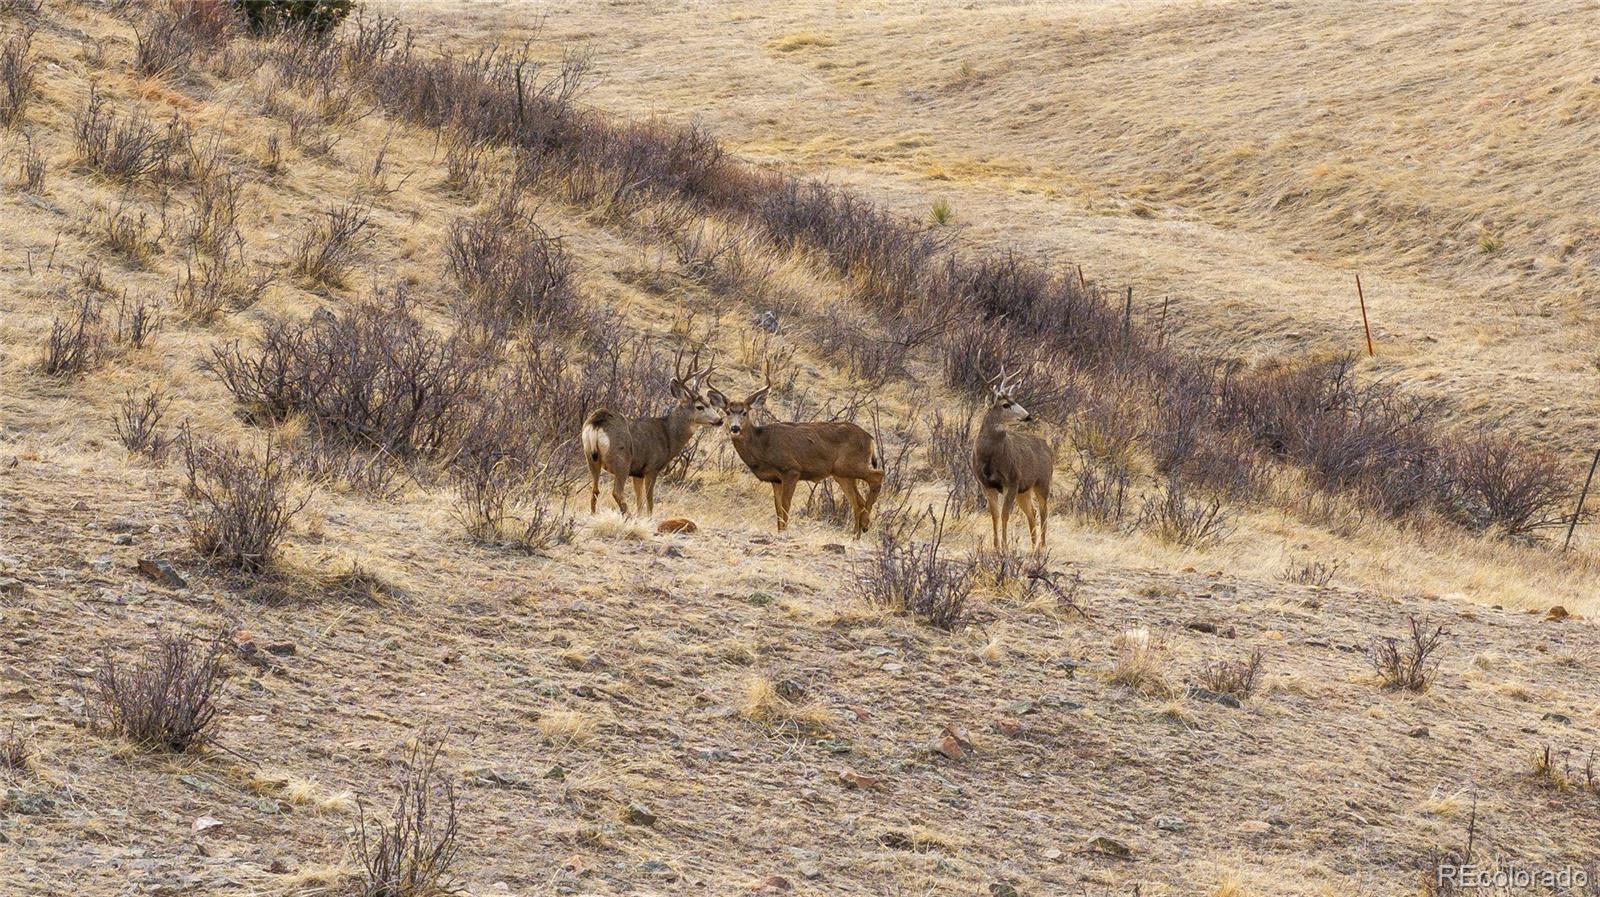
115, 389, 169, 456
445, 200, 578, 337
1108, 627, 1173, 697
1446, 433, 1569, 539
0, 722, 31, 772
0, 25, 34, 127
357, 736, 461, 897
205, 289, 493, 458
182, 435, 309, 573
448, 397, 577, 550
1067, 451, 1130, 525
85, 631, 226, 753
173, 251, 271, 322
74, 88, 185, 184
40, 293, 107, 377
113, 291, 163, 349
134, 3, 235, 78
90, 198, 162, 264
1370, 615, 1447, 692
1197, 649, 1265, 700
854, 505, 972, 630
291, 200, 373, 286
184, 166, 245, 256
1279, 557, 1340, 587
1135, 476, 1231, 547
15, 130, 43, 191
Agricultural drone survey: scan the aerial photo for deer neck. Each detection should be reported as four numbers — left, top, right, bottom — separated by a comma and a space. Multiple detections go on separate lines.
661, 404, 697, 456
979, 406, 1012, 441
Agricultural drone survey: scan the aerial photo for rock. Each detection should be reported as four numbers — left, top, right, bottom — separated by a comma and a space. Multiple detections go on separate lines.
990, 885, 1020, 897
1083, 835, 1132, 859
1155, 816, 1186, 832
813, 738, 852, 754
264, 642, 296, 657
837, 768, 880, 790
106, 519, 149, 534
624, 802, 656, 826
1002, 699, 1038, 715
657, 518, 697, 535
994, 717, 1024, 737
137, 558, 187, 589
0, 579, 23, 598
756, 875, 791, 892
1542, 712, 1572, 725
1238, 819, 1271, 833
192, 816, 224, 834
821, 543, 846, 555
112, 534, 135, 546
1188, 687, 1242, 709
798, 863, 822, 880
774, 678, 806, 700
1407, 726, 1430, 738
1547, 606, 1570, 621
1185, 621, 1218, 634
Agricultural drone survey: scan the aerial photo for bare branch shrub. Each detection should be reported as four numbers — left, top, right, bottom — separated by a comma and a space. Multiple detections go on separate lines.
357, 735, 461, 897
0, 722, 31, 772
1279, 557, 1340, 587
115, 389, 169, 456
291, 200, 373, 286
0, 25, 34, 127
1446, 433, 1569, 539
1197, 649, 1265, 700
40, 293, 107, 377
1370, 616, 1447, 692
113, 291, 163, 349
853, 505, 972, 630
173, 251, 271, 322
1135, 476, 1231, 548
134, 2, 236, 79
85, 631, 225, 753
73, 88, 185, 184
182, 435, 309, 574
446, 199, 578, 337
15, 130, 43, 191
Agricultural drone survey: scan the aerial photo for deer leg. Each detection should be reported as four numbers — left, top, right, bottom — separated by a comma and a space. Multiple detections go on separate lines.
985, 487, 1002, 550
1001, 487, 1018, 553
610, 472, 629, 516
633, 477, 647, 517
644, 473, 658, 516
778, 475, 800, 531
860, 471, 884, 533
1016, 488, 1039, 551
771, 483, 786, 530
833, 475, 865, 537
1037, 486, 1050, 549
588, 458, 602, 514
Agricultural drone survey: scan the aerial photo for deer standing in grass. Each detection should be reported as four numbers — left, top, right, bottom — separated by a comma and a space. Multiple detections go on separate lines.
581, 354, 721, 517
972, 366, 1053, 551
707, 366, 883, 535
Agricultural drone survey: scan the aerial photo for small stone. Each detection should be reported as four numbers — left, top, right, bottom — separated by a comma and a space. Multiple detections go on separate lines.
994, 717, 1024, 737
657, 518, 697, 535
1542, 712, 1572, 725
837, 768, 880, 790
1155, 816, 1186, 832
112, 534, 134, 546
774, 678, 806, 700
1546, 606, 1570, 621
1239, 819, 1271, 833
990, 884, 1020, 897
814, 739, 852, 754
624, 802, 656, 826
821, 543, 846, 555
193, 816, 224, 834
756, 875, 792, 892
1188, 687, 1242, 709
137, 558, 187, 589
798, 863, 822, 880
1407, 726, 1430, 738
1083, 835, 1131, 859
0, 579, 23, 598
264, 642, 296, 657
934, 735, 966, 761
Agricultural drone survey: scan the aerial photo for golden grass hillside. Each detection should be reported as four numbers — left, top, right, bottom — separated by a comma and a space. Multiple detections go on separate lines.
2, 2, 1600, 896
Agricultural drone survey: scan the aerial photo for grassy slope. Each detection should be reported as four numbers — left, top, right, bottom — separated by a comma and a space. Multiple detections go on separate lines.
1, 4, 1599, 897
395, 0, 1600, 457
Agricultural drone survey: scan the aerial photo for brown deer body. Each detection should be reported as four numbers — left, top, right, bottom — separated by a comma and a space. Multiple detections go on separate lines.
708, 375, 883, 534
581, 358, 720, 516
972, 368, 1053, 551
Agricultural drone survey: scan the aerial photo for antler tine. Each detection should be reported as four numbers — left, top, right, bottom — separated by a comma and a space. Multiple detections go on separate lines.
763, 357, 774, 388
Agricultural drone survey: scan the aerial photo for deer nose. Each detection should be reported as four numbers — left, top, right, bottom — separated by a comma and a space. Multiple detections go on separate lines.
729, 424, 742, 434
1021, 414, 1035, 422
713, 418, 725, 426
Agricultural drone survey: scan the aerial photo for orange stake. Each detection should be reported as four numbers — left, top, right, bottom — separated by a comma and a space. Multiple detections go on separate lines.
1355, 273, 1374, 357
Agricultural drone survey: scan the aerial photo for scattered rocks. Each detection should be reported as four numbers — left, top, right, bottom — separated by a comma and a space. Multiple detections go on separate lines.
656, 518, 697, 535
933, 724, 974, 761
112, 533, 135, 546
136, 558, 187, 589
1082, 835, 1132, 859
624, 802, 657, 826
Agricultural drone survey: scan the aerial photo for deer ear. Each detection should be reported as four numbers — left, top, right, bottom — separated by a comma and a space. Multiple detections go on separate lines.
669, 379, 691, 401
746, 386, 770, 409
706, 388, 728, 410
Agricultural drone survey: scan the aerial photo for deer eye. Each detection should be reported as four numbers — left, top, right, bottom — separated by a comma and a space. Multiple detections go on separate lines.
1002, 401, 1013, 408
696, 404, 705, 410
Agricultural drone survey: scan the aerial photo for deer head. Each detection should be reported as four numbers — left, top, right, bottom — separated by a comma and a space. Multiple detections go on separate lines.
705, 361, 771, 437
985, 365, 1034, 424
669, 350, 723, 427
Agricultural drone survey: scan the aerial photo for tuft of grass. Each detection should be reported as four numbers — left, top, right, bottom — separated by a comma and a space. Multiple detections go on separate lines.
1108, 627, 1174, 697
537, 709, 596, 745
1197, 649, 1266, 700
740, 675, 832, 734
930, 198, 954, 226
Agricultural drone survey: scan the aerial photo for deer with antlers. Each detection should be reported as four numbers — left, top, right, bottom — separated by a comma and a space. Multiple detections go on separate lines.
708, 364, 884, 535
581, 353, 721, 517
972, 366, 1053, 551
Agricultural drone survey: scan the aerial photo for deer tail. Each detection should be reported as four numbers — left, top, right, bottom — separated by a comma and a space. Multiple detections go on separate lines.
581, 411, 612, 463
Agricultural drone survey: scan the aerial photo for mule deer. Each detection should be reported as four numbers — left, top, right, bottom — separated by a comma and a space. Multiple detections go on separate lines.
581, 354, 721, 516
707, 367, 883, 535
972, 366, 1053, 551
